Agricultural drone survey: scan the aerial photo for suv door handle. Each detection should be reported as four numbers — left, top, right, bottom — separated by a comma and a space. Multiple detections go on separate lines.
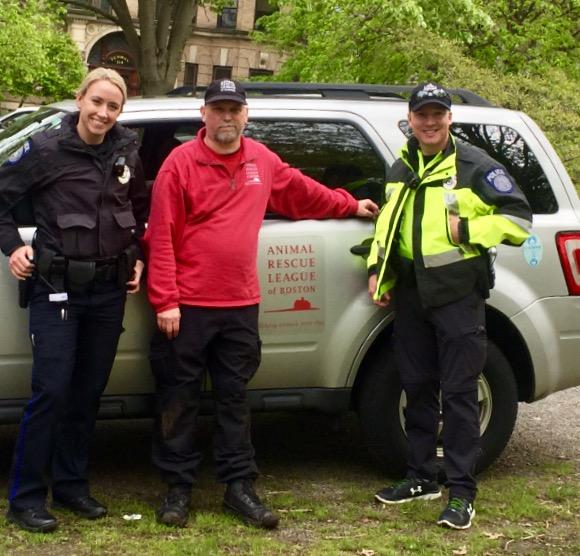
350, 243, 371, 257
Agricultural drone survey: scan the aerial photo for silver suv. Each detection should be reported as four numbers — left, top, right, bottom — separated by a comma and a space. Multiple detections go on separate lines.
1, 83, 579, 475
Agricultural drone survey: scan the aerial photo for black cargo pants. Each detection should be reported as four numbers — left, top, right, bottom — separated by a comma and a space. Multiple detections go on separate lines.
393, 283, 486, 502
8, 281, 126, 511
150, 304, 261, 486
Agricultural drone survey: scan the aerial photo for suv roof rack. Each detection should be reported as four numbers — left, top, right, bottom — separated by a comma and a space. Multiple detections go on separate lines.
167, 82, 493, 107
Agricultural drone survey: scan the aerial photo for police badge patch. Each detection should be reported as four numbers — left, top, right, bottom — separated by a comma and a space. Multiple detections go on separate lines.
443, 175, 457, 190
485, 167, 514, 193
4, 140, 31, 166
118, 165, 131, 184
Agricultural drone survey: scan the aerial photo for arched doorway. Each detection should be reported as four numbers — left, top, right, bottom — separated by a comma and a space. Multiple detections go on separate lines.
87, 31, 140, 96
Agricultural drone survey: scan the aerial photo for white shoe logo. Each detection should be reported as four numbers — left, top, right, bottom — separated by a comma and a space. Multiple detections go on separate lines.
410, 486, 423, 495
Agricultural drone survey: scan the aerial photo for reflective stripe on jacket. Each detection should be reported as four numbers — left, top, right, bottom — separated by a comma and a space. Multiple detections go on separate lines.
368, 135, 532, 307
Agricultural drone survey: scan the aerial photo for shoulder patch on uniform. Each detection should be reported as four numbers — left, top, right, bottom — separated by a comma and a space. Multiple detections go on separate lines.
4, 140, 32, 166
484, 167, 514, 193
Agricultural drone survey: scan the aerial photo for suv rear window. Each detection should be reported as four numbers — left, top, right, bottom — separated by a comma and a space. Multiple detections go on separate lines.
398, 121, 558, 214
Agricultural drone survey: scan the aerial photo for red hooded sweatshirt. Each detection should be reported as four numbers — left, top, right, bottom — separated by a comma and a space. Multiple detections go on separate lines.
144, 127, 358, 313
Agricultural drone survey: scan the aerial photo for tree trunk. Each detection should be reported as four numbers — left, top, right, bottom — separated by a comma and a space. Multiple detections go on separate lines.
139, 77, 176, 96
136, 0, 198, 96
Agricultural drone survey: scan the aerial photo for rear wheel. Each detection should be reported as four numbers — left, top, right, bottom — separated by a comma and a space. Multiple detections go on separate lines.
356, 339, 518, 476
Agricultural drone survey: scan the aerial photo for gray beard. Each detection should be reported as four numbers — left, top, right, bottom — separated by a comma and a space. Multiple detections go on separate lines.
215, 128, 241, 145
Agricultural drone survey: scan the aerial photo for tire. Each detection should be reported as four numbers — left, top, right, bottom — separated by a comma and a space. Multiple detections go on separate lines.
356, 343, 407, 476
356, 339, 518, 476
476, 341, 519, 472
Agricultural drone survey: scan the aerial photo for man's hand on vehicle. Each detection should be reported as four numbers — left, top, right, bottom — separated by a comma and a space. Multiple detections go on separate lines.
157, 307, 181, 339
368, 273, 391, 307
126, 260, 145, 294
356, 199, 379, 218
8, 245, 34, 280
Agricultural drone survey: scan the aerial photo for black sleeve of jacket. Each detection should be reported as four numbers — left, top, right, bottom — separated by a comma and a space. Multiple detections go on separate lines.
128, 153, 150, 260
473, 164, 532, 222
0, 140, 48, 256
458, 143, 533, 244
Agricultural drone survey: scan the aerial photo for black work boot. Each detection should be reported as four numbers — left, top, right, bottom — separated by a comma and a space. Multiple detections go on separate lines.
156, 484, 191, 527
223, 478, 279, 529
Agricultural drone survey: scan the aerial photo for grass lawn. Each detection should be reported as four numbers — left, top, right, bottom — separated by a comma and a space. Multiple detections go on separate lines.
0, 412, 577, 555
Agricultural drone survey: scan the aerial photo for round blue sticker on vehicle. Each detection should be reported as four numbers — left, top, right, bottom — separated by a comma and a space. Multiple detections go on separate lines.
523, 234, 543, 267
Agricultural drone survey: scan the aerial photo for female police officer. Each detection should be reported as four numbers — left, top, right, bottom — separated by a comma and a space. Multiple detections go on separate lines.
0, 68, 149, 532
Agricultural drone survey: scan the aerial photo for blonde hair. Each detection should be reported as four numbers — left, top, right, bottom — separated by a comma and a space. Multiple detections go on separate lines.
77, 67, 128, 104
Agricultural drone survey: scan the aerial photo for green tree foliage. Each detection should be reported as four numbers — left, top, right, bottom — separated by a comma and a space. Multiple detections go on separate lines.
254, 0, 580, 185
253, 0, 492, 83
468, 0, 579, 79
0, 0, 85, 101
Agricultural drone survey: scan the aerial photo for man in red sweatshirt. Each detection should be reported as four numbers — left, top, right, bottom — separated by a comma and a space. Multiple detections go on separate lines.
144, 79, 378, 529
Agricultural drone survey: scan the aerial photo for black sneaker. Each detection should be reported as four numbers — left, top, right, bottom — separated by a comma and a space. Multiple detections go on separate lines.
223, 479, 279, 529
6, 506, 58, 533
437, 497, 475, 530
375, 478, 442, 504
156, 484, 191, 528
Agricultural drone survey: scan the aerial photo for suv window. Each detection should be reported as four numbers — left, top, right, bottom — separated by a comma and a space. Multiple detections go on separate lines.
245, 120, 386, 204
131, 121, 201, 181
398, 121, 557, 214
0, 108, 65, 165
133, 119, 387, 205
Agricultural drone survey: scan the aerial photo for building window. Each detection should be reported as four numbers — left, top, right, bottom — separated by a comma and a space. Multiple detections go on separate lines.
249, 68, 274, 78
212, 66, 233, 80
217, 2, 238, 29
79, 0, 112, 13
254, 0, 276, 29
184, 63, 198, 88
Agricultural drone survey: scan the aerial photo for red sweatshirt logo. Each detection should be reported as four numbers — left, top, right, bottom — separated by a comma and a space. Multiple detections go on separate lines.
245, 163, 262, 186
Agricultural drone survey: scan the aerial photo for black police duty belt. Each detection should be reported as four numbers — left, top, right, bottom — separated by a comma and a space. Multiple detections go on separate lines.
36, 248, 120, 292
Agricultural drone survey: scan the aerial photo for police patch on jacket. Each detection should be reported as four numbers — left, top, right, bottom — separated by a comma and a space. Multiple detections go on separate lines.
4, 140, 31, 166
443, 175, 457, 190
485, 167, 514, 193
118, 164, 131, 184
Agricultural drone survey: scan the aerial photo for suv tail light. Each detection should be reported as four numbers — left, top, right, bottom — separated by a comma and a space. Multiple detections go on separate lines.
556, 232, 580, 295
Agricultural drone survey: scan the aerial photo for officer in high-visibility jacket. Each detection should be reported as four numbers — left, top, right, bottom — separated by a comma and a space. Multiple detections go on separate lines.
369, 83, 532, 530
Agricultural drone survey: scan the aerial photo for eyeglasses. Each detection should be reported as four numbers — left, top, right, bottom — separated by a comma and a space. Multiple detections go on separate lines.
416, 88, 449, 99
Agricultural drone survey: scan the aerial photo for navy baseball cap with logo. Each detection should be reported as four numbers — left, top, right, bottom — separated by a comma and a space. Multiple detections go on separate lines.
204, 78, 247, 104
409, 82, 452, 112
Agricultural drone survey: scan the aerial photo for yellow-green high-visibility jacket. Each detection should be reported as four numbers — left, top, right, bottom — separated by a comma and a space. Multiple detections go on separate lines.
368, 135, 532, 307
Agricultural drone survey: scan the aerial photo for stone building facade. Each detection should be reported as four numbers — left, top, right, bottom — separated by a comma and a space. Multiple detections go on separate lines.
67, 0, 281, 96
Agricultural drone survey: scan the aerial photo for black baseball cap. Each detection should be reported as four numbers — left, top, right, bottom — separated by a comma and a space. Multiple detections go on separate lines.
204, 78, 247, 104
409, 82, 452, 112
